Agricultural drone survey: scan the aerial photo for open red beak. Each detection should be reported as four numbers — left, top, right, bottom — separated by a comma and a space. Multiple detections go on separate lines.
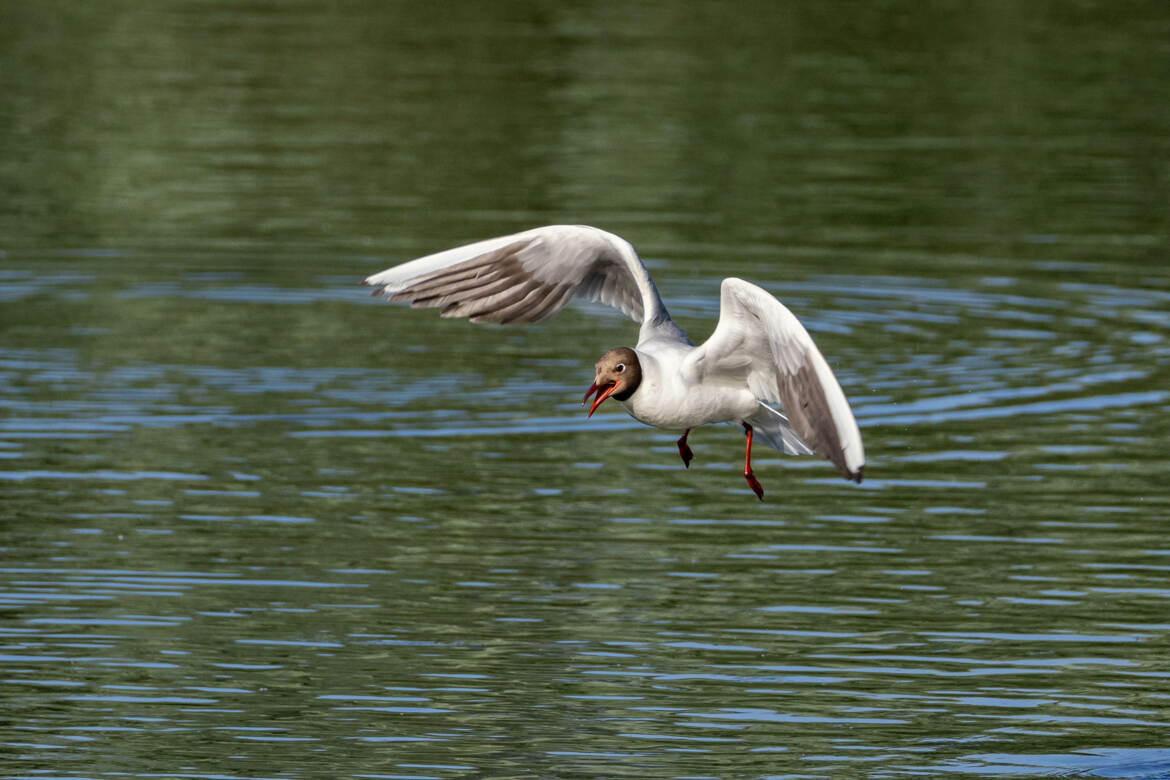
582, 381, 618, 418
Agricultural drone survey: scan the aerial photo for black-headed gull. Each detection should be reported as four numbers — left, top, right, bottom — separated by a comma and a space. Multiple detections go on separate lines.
363, 225, 864, 499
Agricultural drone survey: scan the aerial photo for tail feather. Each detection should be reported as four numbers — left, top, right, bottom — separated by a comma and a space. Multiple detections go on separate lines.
745, 402, 864, 484
744, 403, 814, 457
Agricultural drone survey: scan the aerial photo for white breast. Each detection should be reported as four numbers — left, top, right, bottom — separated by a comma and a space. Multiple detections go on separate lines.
620, 345, 759, 431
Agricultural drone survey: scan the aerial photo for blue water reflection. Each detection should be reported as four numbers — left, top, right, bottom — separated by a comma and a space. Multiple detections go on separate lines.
4, 0, 1170, 776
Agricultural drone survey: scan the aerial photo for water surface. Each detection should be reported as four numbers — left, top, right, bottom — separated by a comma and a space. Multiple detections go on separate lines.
3, 2, 1170, 777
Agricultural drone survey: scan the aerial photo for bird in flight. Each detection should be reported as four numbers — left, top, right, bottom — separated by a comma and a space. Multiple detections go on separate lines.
363, 225, 864, 500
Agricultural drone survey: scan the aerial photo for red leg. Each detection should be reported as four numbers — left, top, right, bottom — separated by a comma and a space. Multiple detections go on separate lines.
676, 429, 694, 468
742, 422, 764, 501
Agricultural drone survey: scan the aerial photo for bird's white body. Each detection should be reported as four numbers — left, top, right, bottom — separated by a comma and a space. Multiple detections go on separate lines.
621, 342, 759, 430
364, 224, 865, 494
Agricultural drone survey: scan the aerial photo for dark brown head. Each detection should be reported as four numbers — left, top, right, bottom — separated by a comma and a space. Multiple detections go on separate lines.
582, 347, 642, 417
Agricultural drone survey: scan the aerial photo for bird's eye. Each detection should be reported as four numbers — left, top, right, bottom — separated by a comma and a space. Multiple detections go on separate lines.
616, 364, 625, 373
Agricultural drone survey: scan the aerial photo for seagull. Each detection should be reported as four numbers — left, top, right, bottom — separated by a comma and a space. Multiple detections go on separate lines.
363, 225, 864, 499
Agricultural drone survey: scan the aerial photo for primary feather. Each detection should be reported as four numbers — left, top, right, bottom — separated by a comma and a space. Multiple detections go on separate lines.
364, 225, 685, 343
684, 278, 864, 481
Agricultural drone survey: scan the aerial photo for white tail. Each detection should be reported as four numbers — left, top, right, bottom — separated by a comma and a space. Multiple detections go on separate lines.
744, 403, 814, 457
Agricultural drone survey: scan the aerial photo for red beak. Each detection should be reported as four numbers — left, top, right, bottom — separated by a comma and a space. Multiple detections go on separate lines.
582, 381, 618, 418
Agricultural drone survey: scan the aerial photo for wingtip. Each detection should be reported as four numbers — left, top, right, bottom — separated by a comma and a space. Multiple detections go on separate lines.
362, 277, 392, 298
851, 465, 864, 484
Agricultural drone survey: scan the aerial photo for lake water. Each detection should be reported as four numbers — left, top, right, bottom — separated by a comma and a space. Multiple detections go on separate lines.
2, 2, 1169, 778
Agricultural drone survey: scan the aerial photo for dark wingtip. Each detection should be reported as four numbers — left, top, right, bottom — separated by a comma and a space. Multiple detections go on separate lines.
852, 465, 864, 484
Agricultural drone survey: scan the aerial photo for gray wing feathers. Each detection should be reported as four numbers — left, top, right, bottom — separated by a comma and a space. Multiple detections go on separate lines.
689, 278, 865, 482
773, 350, 862, 482
389, 239, 575, 324
364, 225, 669, 327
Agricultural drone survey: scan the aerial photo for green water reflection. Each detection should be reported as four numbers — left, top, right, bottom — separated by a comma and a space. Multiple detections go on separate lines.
2, 1, 1170, 778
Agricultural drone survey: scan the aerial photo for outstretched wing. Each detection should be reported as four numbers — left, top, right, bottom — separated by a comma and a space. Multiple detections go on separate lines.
364, 225, 683, 341
683, 278, 865, 482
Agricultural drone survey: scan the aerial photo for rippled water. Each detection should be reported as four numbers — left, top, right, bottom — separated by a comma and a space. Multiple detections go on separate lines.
3, 2, 1170, 778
